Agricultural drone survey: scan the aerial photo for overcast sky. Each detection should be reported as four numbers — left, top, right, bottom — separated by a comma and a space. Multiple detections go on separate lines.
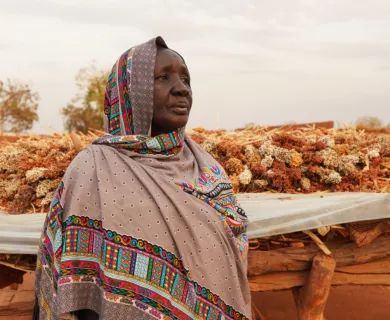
1, 0, 389, 133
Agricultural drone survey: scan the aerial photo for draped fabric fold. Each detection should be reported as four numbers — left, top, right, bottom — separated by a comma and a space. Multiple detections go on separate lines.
35, 37, 251, 320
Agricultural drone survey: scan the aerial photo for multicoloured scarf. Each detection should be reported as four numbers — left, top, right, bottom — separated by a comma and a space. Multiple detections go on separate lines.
35, 37, 251, 320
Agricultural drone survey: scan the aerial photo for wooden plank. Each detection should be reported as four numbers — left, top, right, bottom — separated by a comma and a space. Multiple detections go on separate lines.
249, 271, 308, 291
336, 257, 390, 274
248, 235, 390, 276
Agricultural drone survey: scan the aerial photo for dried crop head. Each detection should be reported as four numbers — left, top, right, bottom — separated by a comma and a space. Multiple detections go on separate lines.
290, 150, 303, 167
300, 177, 311, 191
254, 179, 268, 188
377, 135, 390, 156
36, 179, 60, 198
338, 162, 356, 174
201, 138, 218, 154
0, 176, 22, 199
225, 158, 244, 175
317, 168, 342, 184
230, 175, 240, 193
41, 191, 54, 208
25, 167, 48, 183
319, 149, 341, 168
272, 133, 304, 150
333, 144, 350, 155
318, 136, 335, 148
0, 146, 28, 173
8, 185, 36, 214
238, 166, 252, 186
259, 140, 275, 157
305, 135, 319, 145
261, 155, 274, 169
340, 155, 360, 165
244, 145, 258, 163
273, 147, 293, 164
368, 149, 380, 159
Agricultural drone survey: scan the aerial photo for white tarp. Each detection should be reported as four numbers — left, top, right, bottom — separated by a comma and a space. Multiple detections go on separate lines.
1, 192, 389, 254
242, 192, 390, 239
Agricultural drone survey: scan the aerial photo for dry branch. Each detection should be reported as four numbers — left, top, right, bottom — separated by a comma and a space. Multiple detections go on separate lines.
347, 219, 390, 247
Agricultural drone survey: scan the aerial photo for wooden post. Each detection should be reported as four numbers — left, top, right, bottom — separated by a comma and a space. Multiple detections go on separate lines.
292, 254, 336, 320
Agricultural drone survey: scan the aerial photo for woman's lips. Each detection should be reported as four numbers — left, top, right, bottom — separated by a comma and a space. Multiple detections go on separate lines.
172, 103, 189, 115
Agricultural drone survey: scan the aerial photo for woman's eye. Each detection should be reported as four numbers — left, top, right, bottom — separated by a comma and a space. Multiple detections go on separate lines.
159, 74, 169, 81
182, 77, 190, 85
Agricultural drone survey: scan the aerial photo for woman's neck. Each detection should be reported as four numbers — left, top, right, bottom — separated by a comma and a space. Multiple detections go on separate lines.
151, 124, 170, 137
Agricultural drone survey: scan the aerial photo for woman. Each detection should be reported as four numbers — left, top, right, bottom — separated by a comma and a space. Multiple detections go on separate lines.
35, 36, 251, 320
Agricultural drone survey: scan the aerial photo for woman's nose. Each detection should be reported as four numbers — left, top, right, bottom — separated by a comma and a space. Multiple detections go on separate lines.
171, 78, 190, 96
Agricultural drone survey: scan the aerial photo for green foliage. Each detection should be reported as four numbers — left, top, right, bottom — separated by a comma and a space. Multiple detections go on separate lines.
0, 79, 39, 134
62, 63, 108, 133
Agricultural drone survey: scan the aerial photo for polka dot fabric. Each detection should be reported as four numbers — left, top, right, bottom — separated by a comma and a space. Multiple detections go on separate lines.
35, 36, 251, 320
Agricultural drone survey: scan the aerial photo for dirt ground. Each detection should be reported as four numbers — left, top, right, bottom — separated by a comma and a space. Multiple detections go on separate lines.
3, 288, 390, 320
1, 268, 389, 320
253, 285, 390, 320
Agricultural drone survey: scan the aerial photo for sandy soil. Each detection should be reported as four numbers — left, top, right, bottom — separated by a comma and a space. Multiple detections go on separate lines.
1, 268, 389, 320
252, 285, 390, 320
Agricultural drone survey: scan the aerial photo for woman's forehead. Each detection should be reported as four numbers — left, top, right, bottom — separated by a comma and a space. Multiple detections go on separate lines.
155, 48, 187, 70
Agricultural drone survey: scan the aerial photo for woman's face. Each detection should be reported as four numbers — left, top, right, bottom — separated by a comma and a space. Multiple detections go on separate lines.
152, 48, 192, 135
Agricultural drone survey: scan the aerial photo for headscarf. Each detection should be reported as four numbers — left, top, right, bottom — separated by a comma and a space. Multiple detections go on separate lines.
35, 37, 251, 320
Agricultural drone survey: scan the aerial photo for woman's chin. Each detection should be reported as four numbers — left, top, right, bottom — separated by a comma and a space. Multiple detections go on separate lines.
168, 115, 189, 130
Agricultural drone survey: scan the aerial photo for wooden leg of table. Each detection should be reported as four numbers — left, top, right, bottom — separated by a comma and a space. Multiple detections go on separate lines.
292, 254, 336, 320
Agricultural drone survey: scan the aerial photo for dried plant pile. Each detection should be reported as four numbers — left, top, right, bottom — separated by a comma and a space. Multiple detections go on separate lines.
1, 126, 390, 214
190, 126, 390, 194
0, 132, 97, 214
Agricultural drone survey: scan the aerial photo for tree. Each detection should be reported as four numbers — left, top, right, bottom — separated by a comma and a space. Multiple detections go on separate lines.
62, 63, 108, 133
245, 122, 258, 128
356, 116, 383, 129
0, 79, 39, 134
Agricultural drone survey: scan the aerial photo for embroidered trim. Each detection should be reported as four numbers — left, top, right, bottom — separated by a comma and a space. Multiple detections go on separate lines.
41, 183, 248, 320
93, 128, 184, 155
177, 165, 249, 258
40, 289, 51, 320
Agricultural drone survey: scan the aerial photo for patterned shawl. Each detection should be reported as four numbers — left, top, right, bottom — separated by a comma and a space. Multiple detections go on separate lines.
35, 37, 251, 320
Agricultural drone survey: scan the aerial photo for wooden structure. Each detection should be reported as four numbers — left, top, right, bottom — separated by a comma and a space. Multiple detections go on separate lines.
0, 265, 35, 319
1, 235, 389, 319
248, 220, 390, 320
1, 198, 390, 319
